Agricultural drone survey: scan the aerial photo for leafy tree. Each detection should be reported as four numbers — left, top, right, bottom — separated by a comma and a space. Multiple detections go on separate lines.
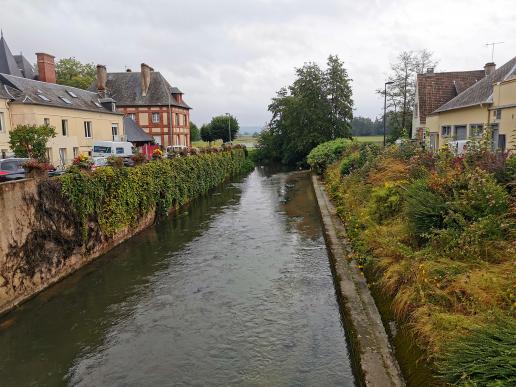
190, 122, 201, 142
257, 55, 354, 166
9, 124, 56, 160
200, 124, 215, 144
208, 114, 239, 143
55, 57, 96, 90
377, 50, 438, 141
351, 116, 384, 136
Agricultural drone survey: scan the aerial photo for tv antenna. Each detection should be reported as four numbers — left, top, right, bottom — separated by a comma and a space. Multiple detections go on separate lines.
485, 42, 504, 62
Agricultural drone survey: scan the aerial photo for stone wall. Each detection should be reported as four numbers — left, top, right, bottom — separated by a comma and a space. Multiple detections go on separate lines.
0, 177, 156, 315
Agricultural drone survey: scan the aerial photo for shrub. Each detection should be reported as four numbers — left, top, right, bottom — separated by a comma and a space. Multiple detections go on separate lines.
107, 155, 124, 168
339, 151, 360, 176
8, 124, 56, 161
404, 180, 447, 238
307, 138, 352, 174
369, 182, 403, 222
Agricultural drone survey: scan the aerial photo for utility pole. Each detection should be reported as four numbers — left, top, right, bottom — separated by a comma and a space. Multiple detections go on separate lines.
485, 42, 504, 62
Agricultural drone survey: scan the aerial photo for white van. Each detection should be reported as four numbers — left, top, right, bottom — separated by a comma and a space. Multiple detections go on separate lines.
92, 141, 133, 158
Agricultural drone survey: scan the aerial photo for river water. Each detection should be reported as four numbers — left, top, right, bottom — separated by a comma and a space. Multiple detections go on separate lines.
0, 168, 354, 386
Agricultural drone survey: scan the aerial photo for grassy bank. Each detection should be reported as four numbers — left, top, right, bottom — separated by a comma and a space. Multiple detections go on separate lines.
308, 139, 515, 385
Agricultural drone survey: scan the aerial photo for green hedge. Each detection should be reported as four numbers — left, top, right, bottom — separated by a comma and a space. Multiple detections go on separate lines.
60, 149, 251, 236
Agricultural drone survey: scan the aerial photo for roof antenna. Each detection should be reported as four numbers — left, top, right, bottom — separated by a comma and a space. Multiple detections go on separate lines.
485, 42, 504, 62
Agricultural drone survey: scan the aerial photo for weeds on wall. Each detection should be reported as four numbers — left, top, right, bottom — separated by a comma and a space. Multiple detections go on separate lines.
60, 149, 251, 237
319, 138, 515, 385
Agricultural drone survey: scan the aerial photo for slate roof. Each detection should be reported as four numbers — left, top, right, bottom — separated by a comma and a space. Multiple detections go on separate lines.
89, 71, 191, 109
433, 57, 516, 114
416, 69, 485, 124
0, 35, 23, 77
0, 73, 122, 115
123, 116, 153, 143
14, 54, 37, 79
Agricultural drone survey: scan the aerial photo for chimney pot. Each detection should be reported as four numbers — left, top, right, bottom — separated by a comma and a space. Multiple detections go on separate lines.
36, 52, 56, 83
141, 63, 151, 97
484, 62, 496, 76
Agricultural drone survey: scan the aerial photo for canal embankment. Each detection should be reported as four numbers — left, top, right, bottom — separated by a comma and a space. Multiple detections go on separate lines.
0, 149, 251, 315
312, 174, 404, 387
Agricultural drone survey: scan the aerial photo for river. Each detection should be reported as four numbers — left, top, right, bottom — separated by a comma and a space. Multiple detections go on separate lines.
0, 168, 354, 386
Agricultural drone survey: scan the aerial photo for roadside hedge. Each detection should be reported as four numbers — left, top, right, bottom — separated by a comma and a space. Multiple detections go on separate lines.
60, 149, 251, 236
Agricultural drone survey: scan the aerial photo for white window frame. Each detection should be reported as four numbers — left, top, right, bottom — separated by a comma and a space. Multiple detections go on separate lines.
128, 113, 136, 121
0, 112, 4, 133
111, 123, 119, 141
44, 118, 50, 126
469, 123, 484, 138
441, 125, 452, 137
152, 112, 160, 123
84, 121, 93, 138
62, 119, 69, 136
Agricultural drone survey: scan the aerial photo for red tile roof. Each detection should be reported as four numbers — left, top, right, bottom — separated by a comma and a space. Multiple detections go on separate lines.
416, 70, 485, 124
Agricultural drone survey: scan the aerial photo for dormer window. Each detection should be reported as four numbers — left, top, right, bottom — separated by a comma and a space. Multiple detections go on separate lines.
66, 90, 78, 98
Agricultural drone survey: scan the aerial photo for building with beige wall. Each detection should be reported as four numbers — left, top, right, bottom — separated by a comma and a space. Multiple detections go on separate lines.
426, 57, 516, 151
0, 34, 124, 165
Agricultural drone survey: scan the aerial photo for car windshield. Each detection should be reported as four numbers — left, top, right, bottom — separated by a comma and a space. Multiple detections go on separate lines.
1, 160, 24, 172
93, 146, 112, 153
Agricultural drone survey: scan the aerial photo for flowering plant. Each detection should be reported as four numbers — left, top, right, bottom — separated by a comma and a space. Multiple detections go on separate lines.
72, 154, 93, 170
152, 148, 163, 159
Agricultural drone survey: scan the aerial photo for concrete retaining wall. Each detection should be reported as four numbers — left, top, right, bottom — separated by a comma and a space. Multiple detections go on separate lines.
312, 175, 404, 387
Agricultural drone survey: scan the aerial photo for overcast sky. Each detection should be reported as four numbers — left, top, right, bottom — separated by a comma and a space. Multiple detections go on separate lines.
0, 0, 515, 127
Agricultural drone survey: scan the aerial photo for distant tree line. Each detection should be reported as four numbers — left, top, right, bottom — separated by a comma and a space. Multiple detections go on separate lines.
351, 116, 386, 136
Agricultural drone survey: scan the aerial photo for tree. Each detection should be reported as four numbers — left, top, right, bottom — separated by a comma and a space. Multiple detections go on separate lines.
200, 124, 215, 145
256, 55, 354, 166
377, 50, 438, 141
208, 114, 239, 143
55, 57, 96, 90
9, 124, 56, 161
190, 122, 201, 142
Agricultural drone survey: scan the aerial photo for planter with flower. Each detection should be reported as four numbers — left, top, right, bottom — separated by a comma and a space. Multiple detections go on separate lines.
22, 159, 53, 179
72, 154, 93, 171
152, 148, 163, 160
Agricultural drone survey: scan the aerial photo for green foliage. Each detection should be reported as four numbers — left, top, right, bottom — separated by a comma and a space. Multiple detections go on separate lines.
60, 150, 249, 236
8, 124, 56, 161
189, 122, 201, 141
307, 138, 351, 174
55, 57, 96, 90
370, 182, 403, 222
351, 116, 384, 136
200, 123, 215, 143
437, 316, 516, 386
207, 114, 239, 143
256, 55, 353, 166
404, 180, 447, 238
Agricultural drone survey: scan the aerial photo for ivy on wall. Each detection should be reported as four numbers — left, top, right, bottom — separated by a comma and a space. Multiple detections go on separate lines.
60, 149, 251, 236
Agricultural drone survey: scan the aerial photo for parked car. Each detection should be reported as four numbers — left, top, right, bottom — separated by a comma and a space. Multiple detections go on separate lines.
0, 158, 29, 182
92, 141, 134, 158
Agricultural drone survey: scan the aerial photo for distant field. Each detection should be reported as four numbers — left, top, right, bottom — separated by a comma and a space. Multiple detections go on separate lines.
192, 136, 258, 148
353, 135, 383, 143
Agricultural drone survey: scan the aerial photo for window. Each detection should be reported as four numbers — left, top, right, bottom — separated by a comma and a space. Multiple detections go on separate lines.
44, 118, 50, 126
441, 126, 452, 137
495, 109, 501, 120
61, 119, 69, 136
67, 90, 78, 98
0, 112, 4, 133
116, 147, 124, 154
58, 148, 67, 165
152, 112, 160, 123
112, 123, 119, 141
38, 94, 50, 102
46, 148, 52, 162
93, 100, 103, 108
73, 147, 79, 157
153, 135, 162, 145
93, 146, 111, 154
128, 113, 136, 121
84, 121, 93, 138
469, 124, 483, 137
59, 96, 72, 105
454, 125, 467, 141
175, 114, 179, 126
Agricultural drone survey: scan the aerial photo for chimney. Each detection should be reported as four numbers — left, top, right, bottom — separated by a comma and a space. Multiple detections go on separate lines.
36, 52, 56, 83
96, 65, 107, 96
126, 68, 132, 72
484, 62, 496, 76
426, 67, 434, 74
141, 63, 152, 97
